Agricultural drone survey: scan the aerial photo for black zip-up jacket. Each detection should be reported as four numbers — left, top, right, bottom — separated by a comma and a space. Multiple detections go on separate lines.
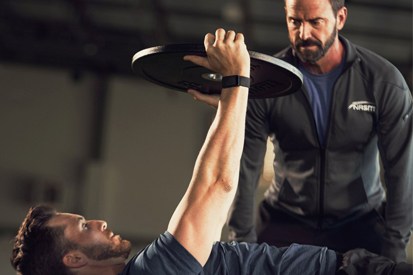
227, 36, 413, 262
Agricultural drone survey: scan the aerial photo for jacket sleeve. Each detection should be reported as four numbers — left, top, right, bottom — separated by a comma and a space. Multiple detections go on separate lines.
376, 76, 413, 263
227, 99, 270, 242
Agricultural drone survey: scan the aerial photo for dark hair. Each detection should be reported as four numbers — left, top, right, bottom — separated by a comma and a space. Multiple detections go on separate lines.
284, 0, 345, 16
11, 205, 78, 275
329, 0, 345, 16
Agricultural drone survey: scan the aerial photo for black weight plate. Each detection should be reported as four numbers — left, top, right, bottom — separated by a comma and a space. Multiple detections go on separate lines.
132, 44, 303, 99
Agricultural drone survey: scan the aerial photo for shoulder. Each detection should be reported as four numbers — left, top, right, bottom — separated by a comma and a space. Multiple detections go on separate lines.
346, 39, 408, 91
273, 46, 294, 63
120, 232, 202, 275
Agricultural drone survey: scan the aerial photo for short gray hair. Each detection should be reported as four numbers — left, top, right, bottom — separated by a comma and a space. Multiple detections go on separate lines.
284, 0, 345, 16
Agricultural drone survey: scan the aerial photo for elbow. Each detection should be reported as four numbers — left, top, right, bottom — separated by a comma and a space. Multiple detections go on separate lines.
211, 165, 240, 193
214, 177, 236, 193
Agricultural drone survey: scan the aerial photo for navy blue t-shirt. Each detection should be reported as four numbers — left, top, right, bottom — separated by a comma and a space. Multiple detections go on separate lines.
298, 57, 345, 146
120, 231, 337, 275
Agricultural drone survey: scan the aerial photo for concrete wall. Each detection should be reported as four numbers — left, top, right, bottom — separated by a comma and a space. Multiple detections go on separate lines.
0, 64, 95, 274
81, 75, 215, 239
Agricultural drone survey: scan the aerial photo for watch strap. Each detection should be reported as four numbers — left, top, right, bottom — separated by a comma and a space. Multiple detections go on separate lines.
221, 75, 250, 88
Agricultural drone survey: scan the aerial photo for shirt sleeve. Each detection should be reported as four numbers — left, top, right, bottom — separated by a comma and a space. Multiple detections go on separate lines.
227, 98, 270, 242
207, 241, 337, 275
121, 231, 202, 275
376, 75, 413, 262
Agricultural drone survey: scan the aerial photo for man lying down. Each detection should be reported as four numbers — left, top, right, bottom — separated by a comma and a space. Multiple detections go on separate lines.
11, 29, 412, 275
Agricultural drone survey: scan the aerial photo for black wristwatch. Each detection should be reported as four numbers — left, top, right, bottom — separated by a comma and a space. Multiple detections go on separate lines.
221, 75, 250, 88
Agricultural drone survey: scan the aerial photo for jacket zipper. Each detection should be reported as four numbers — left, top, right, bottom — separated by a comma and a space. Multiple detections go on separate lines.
317, 148, 326, 228
291, 45, 361, 229
316, 58, 361, 228
300, 84, 326, 228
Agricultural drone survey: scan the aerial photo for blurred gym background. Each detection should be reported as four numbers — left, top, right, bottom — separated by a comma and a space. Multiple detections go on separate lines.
0, 0, 411, 273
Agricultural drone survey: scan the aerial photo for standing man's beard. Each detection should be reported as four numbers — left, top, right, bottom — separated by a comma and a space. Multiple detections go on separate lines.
81, 239, 132, 261
292, 27, 337, 63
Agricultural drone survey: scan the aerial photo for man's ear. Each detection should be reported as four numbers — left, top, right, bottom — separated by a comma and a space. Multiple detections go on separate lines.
337, 7, 348, 31
62, 251, 87, 268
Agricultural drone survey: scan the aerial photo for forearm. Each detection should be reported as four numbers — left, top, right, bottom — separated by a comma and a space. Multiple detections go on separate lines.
193, 87, 249, 190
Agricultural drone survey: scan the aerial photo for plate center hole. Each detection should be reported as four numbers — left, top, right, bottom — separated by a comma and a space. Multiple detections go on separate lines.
201, 73, 223, 82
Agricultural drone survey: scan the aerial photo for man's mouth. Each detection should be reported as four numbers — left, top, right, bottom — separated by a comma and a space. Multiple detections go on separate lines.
297, 40, 320, 48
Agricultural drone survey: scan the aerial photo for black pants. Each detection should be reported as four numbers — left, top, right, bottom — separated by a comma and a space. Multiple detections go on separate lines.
256, 200, 413, 275
256, 200, 385, 254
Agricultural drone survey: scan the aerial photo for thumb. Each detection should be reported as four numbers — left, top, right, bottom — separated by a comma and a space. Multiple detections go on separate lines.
188, 89, 219, 109
183, 55, 211, 70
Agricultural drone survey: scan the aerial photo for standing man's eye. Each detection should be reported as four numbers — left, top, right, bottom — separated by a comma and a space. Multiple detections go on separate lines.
290, 19, 300, 26
311, 20, 322, 26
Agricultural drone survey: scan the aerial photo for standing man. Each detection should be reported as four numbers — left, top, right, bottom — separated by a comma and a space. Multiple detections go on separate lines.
227, 0, 413, 263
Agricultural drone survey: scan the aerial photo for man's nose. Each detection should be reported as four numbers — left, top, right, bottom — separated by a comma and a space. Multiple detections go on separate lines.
90, 220, 107, 231
299, 22, 312, 41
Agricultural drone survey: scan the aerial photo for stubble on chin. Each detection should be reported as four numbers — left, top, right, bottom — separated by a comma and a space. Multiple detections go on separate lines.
81, 239, 132, 261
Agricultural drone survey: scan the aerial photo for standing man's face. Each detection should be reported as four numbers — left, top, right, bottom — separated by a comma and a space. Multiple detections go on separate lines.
48, 213, 132, 263
285, 0, 343, 63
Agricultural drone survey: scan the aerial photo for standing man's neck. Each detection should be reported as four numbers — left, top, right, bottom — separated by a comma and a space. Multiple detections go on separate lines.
300, 38, 345, 74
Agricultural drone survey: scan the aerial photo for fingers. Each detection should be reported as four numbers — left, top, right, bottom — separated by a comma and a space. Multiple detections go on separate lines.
225, 30, 236, 42
214, 28, 226, 46
186, 28, 250, 83
204, 33, 215, 52
183, 55, 211, 70
213, 29, 236, 44
184, 28, 249, 107
235, 32, 244, 43
187, 89, 220, 109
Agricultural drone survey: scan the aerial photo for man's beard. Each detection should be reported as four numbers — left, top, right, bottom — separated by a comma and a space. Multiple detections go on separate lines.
81, 239, 132, 261
292, 27, 337, 63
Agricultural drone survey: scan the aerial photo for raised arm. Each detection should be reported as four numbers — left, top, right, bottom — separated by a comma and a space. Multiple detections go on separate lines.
167, 28, 250, 266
